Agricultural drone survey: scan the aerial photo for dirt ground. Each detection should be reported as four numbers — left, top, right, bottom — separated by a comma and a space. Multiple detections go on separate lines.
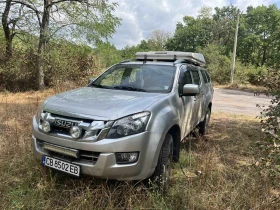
212, 88, 272, 116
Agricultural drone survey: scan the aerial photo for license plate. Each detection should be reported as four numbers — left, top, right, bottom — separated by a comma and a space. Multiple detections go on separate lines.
42, 156, 80, 176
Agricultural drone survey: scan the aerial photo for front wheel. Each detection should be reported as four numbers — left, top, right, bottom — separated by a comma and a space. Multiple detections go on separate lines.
151, 134, 173, 192
198, 107, 211, 135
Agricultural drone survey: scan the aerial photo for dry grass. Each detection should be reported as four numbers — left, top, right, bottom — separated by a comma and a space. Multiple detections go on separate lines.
0, 90, 280, 209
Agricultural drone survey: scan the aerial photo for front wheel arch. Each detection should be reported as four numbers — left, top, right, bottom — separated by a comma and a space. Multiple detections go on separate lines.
150, 134, 173, 192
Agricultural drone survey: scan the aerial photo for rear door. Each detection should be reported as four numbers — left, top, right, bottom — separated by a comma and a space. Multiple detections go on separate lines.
199, 68, 213, 116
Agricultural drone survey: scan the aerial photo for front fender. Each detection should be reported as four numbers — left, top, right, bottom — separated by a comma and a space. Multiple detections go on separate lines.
145, 103, 180, 169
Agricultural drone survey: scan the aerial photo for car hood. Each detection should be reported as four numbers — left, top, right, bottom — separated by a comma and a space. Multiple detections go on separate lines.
43, 87, 166, 120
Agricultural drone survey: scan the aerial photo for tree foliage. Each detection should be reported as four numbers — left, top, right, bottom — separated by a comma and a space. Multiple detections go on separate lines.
197, 44, 231, 84
120, 29, 171, 59
1, 4, 280, 90
147, 29, 170, 51
238, 5, 280, 68
0, 0, 121, 90
165, 4, 280, 85
258, 69, 280, 178
165, 15, 212, 52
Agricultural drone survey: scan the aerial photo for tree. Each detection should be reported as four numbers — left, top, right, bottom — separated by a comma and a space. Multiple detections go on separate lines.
212, 5, 240, 56
198, 6, 212, 19
138, 40, 151, 51
1, 0, 24, 59
165, 15, 213, 52
147, 29, 170, 51
1, 0, 120, 90
198, 44, 231, 84
238, 5, 280, 68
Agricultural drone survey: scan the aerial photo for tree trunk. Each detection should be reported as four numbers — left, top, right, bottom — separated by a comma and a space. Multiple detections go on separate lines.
2, 0, 13, 60
261, 45, 267, 66
36, 0, 51, 90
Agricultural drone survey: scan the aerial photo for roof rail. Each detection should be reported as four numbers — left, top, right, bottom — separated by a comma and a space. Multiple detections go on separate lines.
119, 59, 132, 63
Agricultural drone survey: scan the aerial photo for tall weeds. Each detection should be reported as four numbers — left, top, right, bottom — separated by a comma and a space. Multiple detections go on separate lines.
0, 92, 279, 209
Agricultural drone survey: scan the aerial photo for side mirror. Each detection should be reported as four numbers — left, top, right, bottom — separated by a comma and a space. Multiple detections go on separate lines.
182, 84, 200, 96
88, 78, 95, 84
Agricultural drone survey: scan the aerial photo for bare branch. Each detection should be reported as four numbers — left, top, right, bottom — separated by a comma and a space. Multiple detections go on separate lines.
11, 0, 42, 26
14, 32, 30, 43
46, 0, 90, 8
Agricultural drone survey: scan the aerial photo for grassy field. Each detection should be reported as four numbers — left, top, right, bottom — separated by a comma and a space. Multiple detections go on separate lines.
0, 90, 279, 210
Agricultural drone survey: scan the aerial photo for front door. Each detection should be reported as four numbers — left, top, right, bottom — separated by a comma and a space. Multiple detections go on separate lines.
179, 66, 196, 137
189, 66, 204, 127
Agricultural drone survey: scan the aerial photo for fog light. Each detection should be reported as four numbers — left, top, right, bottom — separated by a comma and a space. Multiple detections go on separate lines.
42, 120, 51, 133
70, 126, 82, 139
116, 152, 139, 164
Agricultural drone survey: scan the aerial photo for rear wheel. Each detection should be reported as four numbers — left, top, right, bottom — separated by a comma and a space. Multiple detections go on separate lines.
151, 134, 173, 192
198, 107, 211, 135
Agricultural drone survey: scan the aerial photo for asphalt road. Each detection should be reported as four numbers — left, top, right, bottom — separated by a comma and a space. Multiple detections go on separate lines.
212, 88, 272, 116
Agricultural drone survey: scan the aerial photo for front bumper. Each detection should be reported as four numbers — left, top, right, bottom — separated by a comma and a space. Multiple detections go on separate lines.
32, 116, 163, 180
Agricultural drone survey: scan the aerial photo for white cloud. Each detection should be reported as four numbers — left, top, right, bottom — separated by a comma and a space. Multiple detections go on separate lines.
109, 0, 279, 49
234, 0, 276, 12
110, 10, 143, 49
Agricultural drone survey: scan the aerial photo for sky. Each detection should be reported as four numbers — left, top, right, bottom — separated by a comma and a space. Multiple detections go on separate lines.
108, 0, 280, 49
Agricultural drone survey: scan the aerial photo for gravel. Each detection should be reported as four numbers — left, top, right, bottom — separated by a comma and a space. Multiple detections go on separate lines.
212, 88, 272, 116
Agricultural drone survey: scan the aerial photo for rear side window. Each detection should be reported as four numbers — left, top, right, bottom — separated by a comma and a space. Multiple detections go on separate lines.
205, 71, 211, 82
201, 70, 209, 83
191, 70, 201, 85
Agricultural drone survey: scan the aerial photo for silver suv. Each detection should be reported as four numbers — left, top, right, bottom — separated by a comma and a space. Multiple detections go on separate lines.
32, 51, 213, 190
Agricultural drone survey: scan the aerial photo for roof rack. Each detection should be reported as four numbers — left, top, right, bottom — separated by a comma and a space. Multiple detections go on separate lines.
135, 51, 206, 67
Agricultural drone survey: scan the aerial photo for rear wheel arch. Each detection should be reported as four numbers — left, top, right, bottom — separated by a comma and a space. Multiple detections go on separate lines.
199, 104, 211, 135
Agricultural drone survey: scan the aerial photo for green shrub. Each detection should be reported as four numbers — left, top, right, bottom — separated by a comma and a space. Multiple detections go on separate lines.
258, 69, 280, 179
198, 44, 231, 84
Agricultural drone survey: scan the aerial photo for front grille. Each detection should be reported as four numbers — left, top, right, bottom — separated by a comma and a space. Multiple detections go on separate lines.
38, 140, 100, 165
40, 112, 105, 140
49, 113, 93, 124
80, 151, 100, 163
51, 126, 71, 135
48, 113, 92, 137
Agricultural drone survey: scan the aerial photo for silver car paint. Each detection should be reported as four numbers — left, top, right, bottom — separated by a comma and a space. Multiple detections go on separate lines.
32, 62, 213, 180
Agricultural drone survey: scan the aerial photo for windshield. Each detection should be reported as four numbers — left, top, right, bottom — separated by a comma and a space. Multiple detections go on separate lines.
91, 64, 176, 93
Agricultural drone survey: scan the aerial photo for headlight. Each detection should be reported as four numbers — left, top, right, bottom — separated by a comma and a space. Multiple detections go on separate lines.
107, 112, 150, 138
36, 102, 44, 123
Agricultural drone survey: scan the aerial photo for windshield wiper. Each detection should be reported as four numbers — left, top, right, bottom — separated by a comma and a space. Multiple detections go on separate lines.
113, 86, 147, 92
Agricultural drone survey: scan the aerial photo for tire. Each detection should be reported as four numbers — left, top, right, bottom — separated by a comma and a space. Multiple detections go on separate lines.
198, 106, 211, 135
151, 134, 173, 192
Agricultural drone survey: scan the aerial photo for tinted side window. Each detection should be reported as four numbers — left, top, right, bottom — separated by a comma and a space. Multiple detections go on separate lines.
205, 71, 211, 82
183, 71, 193, 84
201, 70, 208, 83
191, 70, 201, 85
